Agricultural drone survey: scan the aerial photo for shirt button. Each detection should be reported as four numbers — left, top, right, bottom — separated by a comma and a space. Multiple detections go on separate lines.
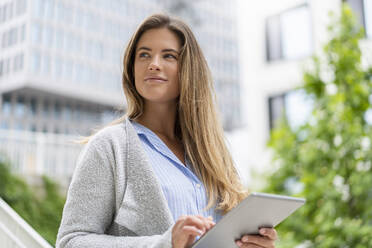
196, 184, 201, 188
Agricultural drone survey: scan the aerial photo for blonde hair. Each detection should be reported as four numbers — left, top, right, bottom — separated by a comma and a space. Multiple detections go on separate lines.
84, 14, 247, 214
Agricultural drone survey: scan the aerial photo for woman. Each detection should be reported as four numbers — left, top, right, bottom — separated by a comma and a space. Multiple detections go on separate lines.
56, 14, 277, 248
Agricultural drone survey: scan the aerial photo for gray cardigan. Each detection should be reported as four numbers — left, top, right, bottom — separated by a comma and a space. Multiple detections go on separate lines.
56, 118, 174, 248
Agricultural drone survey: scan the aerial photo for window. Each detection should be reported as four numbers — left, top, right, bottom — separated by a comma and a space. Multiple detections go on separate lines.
346, 0, 372, 38
64, 60, 73, 79
70, 34, 81, 53
31, 23, 42, 44
32, 0, 45, 18
44, 0, 54, 19
3, 4, 8, 22
56, 2, 64, 20
0, 120, 9, 129
2, 31, 8, 48
63, 104, 72, 120
75, 63, 84, 83
20, 24, 26, 42
8, 2, 14, 20
65, 32, 74, 51
92, 41, 103, 60
4, 58, 10, 75
266, 4, 313, 61
268, 90, 313, 131
13, 53, 24, 72
16, 0, 27, 16
31, 51, 41, 73
30, 98, 37, 115
75, 9, 85, 28
15, 96, 26, 117
1, 5, 7, 22
2, 94, 12, 116
9, 28, 18, 47
43, 26, 54, 46
54, 57, 63, 77
55, 29, 64, 49
31, 124, 37, 132
54, 102, 61, 119
41, 55, 51, 75
42, 100, 50, 118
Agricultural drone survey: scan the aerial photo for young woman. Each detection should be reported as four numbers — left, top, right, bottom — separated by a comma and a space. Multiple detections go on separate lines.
56, 14, 277, 248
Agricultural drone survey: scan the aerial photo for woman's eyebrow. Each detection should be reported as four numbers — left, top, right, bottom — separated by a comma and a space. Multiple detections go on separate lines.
137, 46, 179, 54
137, 46, 151, 51
162, 48, 179, 54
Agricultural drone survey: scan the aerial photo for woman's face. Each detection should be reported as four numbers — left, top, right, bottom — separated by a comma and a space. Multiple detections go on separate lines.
134, 28, 181, 105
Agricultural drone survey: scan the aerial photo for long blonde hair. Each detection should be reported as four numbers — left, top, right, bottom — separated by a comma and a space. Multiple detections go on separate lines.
85, 14, 247, 214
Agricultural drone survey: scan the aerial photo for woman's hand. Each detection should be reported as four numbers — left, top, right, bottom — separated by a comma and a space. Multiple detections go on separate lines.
172, 215, 215, 248
235, 228, 278, 248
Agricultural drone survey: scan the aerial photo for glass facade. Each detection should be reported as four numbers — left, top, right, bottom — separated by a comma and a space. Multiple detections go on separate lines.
1, 0, 241, 134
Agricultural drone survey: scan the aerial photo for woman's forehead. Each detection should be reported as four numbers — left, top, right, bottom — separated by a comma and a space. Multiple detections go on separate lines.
137, 28, 181, 51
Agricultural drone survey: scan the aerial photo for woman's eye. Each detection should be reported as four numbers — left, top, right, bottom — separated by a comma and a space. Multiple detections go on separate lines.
164, 54, 177, 59
139, 52, 150, 58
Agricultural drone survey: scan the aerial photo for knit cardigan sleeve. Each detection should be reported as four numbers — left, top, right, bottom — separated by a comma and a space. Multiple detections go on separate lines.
56, 128, 173, 248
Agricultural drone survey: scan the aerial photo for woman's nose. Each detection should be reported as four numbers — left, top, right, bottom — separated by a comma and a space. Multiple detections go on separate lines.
148, 56, 161, 71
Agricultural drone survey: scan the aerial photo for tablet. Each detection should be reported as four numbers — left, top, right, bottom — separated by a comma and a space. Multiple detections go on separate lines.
191, 192, 305, 248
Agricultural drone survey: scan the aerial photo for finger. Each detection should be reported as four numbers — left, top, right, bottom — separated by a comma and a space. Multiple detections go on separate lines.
240, 235, 275, 248
174, 215, 188, 229
182, 215, 208, 233
195, 215, 215, 230
182, 225, 204, 237
259, 228, 278, 240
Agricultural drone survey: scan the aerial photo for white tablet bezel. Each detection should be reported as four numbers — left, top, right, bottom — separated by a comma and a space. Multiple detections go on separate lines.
191, 192, 306, 248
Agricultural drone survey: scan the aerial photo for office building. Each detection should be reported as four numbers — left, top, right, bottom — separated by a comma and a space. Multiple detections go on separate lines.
0, 0, 241, 184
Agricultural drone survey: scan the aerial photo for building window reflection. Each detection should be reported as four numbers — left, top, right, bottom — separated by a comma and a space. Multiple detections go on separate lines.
16, 0, 27, 16
31, 23, 42, 44
30, 98, 37, 115
20, 24, 26, 42
268, 89, 313, 131
55, 29, 64, 49
15, 96, 26, 117
2, 94, 12, 116
31, 51, 41, 73
41, 55, 51, 75
32, 0, 44, 18
43, 26, 54, 46
266, 4, 313, 61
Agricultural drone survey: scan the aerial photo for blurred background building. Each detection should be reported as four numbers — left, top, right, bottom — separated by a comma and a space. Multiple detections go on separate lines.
0, 0, 241, 186
232, 0, 372, 188
0, 0, 370, 188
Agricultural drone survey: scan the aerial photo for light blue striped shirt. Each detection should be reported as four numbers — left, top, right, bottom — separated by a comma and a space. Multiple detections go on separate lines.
131, 121, 222, 224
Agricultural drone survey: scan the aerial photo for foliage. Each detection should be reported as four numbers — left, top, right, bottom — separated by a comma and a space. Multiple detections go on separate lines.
265, 5, 372, 248
0, 160, 65, 246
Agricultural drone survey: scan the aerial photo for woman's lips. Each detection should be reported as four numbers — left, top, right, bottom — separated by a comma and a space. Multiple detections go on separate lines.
145, 77, 168, 83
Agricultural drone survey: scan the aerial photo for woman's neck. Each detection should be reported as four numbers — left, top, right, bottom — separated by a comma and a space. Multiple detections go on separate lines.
135, 102, 178, 140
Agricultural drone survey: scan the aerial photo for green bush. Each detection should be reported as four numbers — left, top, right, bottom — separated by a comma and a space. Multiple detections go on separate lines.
0, 161, 65, 246
265, 5, 372, 248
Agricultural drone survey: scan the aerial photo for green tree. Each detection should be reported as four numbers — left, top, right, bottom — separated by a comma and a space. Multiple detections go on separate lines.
265, 5, 372, 248
0, 160, 65, 245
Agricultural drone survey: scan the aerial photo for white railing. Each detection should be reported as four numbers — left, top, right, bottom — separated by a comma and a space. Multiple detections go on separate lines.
0, 129, 82, 186
0, 198, 53, 248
